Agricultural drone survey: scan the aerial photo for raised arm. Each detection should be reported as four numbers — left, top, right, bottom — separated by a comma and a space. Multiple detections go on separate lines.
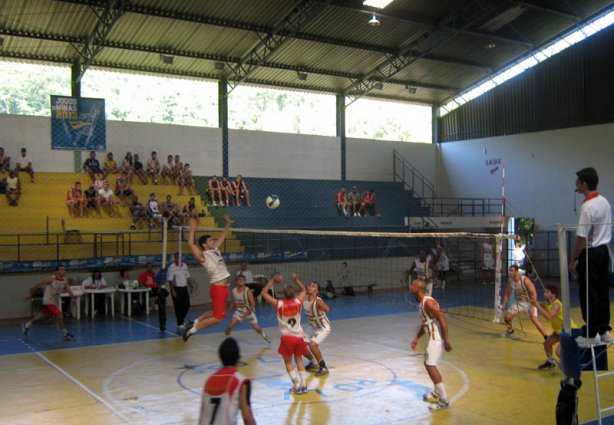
187, 218, 203, 260
262, 274, 282, 306
291, 273, 307, 301
214, 213, 232, 248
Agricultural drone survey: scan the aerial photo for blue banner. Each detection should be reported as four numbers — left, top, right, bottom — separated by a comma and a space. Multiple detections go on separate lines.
50, 95, 106, 151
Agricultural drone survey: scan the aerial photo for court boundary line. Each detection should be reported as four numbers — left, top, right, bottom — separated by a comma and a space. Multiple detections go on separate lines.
34, 350, 135, 425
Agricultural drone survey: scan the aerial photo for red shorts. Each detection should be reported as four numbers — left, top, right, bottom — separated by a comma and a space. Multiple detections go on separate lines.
42, 304, 61, 318
210, 285, 229, 319
278, 335, 308, 357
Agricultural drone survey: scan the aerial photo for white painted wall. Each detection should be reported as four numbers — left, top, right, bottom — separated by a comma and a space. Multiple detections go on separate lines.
437, 122, 614, 229
228, 129, 340, 179
346, 137, 437, 183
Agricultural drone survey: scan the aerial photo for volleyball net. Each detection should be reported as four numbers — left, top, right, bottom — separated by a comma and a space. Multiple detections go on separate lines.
163, 222, 517, 322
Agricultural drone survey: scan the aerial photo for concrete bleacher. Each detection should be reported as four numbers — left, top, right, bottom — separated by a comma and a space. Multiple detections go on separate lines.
0, 172, 231, 262
225, 177, 427, 230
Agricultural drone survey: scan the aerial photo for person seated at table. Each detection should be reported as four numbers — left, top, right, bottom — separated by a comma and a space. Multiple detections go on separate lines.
82, 269, 108, 316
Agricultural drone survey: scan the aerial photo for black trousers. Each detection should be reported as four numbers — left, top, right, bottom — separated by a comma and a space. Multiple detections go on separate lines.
576, 245, 611, 337
150, 287, 168, 330
171, 286, 191, 326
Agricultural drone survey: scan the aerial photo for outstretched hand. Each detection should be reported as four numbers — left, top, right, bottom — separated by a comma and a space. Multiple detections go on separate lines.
190, 216, 199, 230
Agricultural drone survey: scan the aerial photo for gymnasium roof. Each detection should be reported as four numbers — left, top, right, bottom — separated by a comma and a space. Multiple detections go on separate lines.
0, 0, 612, 106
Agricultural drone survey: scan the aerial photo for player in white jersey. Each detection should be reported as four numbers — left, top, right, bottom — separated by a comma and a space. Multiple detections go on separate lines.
410, 279, 453, 410
183, 213, 232, 342
224, 275, 271, 343
21, 265, 76, 341
262, 273, 309, 394
500, 265, 547, 339
293, 274, 331, 376
406, 251, 436, 296
199, 337, 256, 425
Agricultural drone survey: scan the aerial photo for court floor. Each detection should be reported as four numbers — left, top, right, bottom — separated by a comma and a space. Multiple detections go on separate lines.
1, 289, 613, 425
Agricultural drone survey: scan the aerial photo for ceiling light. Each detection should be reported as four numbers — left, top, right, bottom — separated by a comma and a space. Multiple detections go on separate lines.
363, 0, 394, 9
485, 41, 496, 49
215, 62, 225, 70
373, 82, 384, 90
368, 14, 380, 27
406, 85, 417, 95
297, 71, 308, 81
160, 54, 174, 65
479, 5, 525, 32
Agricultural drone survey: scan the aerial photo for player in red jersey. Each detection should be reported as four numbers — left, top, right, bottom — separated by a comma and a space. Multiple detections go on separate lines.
262, 273, 309, 394
199, 337, 256, 425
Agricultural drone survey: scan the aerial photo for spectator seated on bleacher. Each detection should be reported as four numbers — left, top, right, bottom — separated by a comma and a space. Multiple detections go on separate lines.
208, 175, 223, 207
15, 147, 35, 183
130, 195, 149, 230
98, 180, 118, 217
161, 154, 174, 184
103, 152, 119, 178
172, 155, 183, 185
233, 174, 251, 207
115, 171, 133, 206
335, 186, 350, 217
220, 176, 234, 206
178, 163, 196, 196
4, 170, 21, 206
147, 151, 161, 185
147, 192, 163, 227
66, 181, 86, 218
84, 185, 101, 217
0, 147, 11, 172
133, 154, 148, 185
348, 186, 362, 216
182, 197, 197, 222
83, 150, 102, 182
161, 194, 181, 227
358, 188, 380, 217
121, 152, 135, 182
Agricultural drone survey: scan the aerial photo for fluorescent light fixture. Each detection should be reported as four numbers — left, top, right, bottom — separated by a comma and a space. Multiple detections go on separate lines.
297, 71, 308, 81
363, 0, 394, 9
368, 14, 380, 26
439, 7, 614, 117
215, 62, 225, 70
160, 54, 174, 65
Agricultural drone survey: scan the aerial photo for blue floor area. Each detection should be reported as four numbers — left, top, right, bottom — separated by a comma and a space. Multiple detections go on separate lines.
1, 291, 413, 356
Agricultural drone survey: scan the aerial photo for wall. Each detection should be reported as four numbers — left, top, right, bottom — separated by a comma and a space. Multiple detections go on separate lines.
437, 122, 614, 229
0, 115, 435, 183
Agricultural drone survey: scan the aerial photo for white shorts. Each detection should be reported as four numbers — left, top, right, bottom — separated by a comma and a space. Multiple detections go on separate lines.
303, 324, 330, 346
233, 310, 257, 324
425, 338, 444, 366
483, 254, 494, 270
508, 301, 537, 317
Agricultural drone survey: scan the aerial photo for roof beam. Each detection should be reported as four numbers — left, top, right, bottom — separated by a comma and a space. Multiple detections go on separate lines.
509, 1, 581, 22
223, 0, 330, 92
53, 0, 490, 70
70, 0, 126, 83
344, 0, 503, 104
327, 0, 533, 48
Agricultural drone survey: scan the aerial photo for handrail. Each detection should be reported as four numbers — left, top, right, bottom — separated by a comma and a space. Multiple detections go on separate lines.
393, 149, 436, 208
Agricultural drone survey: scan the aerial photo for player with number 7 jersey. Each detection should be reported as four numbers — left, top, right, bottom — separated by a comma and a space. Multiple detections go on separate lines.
199, 338, 256, 425
262, 273, 309, 395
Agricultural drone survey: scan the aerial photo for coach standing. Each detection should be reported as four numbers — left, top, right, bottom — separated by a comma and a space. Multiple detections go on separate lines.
569, 167, 612, 346
167, 253, 193, 331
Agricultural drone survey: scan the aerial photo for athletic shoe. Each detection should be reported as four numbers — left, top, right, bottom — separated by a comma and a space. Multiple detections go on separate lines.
429, 399, 450, 410
289, 386, 307, 395
600, 331, 612, 344
182, 322, 194, 342
575, 334, 601, 348
305, 362, 319, 371
537, 359, 556, 370
501, 328, 514, 337
21, 322, 29, 336
315, 367, 329, 376
422, 392, 439, 403
64, 333, 74, 341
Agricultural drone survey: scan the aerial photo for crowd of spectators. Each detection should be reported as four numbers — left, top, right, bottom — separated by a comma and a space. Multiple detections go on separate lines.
335, 185, 380, 217
1, 146, 36, 207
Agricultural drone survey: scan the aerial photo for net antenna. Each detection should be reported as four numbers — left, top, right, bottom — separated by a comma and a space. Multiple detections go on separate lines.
162, 217, 168, 269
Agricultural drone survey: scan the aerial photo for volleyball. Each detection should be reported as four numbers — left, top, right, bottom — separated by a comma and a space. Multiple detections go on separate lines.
266, 195, 281, 209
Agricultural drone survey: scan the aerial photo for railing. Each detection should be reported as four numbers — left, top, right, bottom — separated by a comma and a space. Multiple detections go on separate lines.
393, 149, 436, 208
429, 197, 501, 217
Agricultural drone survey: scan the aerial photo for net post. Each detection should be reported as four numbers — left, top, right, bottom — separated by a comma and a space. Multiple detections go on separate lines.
493, 234, 504, 323
557, 224, 572, 333
161, 217, 168, 269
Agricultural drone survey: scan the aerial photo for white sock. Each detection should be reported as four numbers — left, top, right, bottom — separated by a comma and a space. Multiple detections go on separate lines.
62, 328, 68, 336
288, 370, 299, 388
435, 383, 448, 401
299, 371, 307, 386
25, 321, 32, 328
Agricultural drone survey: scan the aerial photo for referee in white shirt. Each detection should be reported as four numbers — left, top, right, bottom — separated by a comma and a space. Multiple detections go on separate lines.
569, 167, 612, 345
167, 253, 194, 330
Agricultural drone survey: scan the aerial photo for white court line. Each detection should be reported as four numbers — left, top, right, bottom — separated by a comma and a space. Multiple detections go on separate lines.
34, 350, 135, 425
